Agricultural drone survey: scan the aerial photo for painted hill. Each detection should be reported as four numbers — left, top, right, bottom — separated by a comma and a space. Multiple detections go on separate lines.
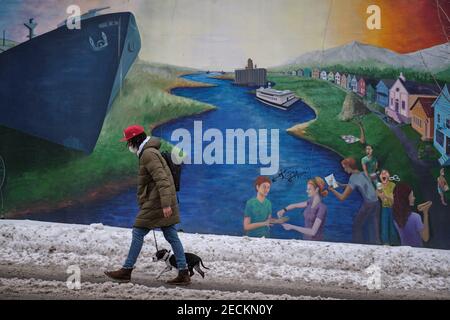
277, 41, 449, 72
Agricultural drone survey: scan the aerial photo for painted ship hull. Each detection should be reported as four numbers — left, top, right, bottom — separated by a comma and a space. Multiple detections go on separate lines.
0, 12, 141, 153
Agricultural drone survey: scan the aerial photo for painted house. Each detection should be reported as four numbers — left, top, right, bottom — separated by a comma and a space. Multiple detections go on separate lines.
364, 79, 378, 102
320, 70, 327, 81
433, 85, 450, 166
303, 68, 312, 78
327, 71, 335, 83
335, 72, 341, 86
366, 84, 376, 102
376, 79, 396, 108
350, 75, 358, 93
411, 97, 436, 141
291, 70, 297, 76
347, 75, 353, 91
357, 77, 366, 97
296, 69, 304, 77
386, 73, 439, 124
340, 74, 348, 90
312, 69, 320, 79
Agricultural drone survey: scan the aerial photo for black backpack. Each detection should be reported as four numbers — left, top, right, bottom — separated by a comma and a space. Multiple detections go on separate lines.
159, 150, 182, 192
144, 148, 182, 192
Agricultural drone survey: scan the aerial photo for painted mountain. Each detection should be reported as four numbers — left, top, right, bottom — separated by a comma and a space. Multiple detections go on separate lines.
278, 41, 450, 72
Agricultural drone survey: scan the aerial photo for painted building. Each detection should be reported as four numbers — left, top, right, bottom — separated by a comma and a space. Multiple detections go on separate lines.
366, 84, 376, 102
411, 97, 436, 141
320, 70, 327, 81
340, 74, 348, 90
433, 85, 450, 166
327, 71, 335, 83
385, 73, 439, 124
350, 75, 358, 93
335, 72, 341, 86
234, 58, 267, 86
347, 75, 353, 91
357, 77, 366, 97
312, 69, 320, 79
303, 68, 312, 78
376, 79, 396, 108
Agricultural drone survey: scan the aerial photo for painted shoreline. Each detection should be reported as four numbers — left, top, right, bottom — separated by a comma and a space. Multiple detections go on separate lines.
287, 97, 347, 159
5, 74, 218, 218
150, 72, 218, 131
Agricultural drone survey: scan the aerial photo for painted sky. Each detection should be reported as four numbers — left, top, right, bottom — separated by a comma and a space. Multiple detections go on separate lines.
0, 0, 448, 70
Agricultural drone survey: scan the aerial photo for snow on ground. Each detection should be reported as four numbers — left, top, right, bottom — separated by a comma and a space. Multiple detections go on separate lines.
0, 277, 320, 300
1, 220, 450, 299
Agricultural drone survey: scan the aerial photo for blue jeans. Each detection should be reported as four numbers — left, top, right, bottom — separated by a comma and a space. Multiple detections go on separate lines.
123, 225, 187, 270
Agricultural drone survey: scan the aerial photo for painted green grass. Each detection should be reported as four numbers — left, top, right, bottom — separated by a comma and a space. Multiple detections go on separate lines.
2, 61, 216, 213
269, 75, 421, 199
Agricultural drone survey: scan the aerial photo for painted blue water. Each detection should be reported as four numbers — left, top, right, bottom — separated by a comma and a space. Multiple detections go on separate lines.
22, 73, 362, 243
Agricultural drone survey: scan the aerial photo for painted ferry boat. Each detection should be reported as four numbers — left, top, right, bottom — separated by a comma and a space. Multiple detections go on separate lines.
255, 85, 300, 110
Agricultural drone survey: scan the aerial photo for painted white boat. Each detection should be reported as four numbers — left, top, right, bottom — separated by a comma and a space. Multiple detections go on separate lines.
256, 86, 300, 110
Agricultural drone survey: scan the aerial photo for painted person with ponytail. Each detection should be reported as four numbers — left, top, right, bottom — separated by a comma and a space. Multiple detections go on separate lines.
278, 177, 328, 241
393, 183, 431, 248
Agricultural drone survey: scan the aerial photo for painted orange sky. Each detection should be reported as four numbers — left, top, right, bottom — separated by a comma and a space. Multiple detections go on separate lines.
352, 0, 450, 53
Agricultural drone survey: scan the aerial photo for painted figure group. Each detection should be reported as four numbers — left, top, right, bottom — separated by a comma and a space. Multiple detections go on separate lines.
243, 145, 447, 248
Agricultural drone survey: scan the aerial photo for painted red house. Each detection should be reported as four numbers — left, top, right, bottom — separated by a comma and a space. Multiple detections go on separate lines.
358, 77, 366, 97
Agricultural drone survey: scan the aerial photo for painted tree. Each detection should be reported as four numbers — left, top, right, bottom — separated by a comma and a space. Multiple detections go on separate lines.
339, 92, 369, 145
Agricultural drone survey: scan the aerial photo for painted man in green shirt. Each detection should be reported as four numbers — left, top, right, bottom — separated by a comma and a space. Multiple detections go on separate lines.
243, 176, 273, 238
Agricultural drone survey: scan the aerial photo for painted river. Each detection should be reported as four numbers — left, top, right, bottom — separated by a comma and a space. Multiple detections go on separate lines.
23, 73, 362, 243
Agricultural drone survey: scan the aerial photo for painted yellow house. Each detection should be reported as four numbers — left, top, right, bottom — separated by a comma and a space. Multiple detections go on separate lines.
410, 97, 436, 141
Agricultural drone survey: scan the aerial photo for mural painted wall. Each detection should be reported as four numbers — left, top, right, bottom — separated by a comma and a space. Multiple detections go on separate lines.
1, 0, 449, 249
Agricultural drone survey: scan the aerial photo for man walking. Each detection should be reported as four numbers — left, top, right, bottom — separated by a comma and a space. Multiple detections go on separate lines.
105, 125, 190, 285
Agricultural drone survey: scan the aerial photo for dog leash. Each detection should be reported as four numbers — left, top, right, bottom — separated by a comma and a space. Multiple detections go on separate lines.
153, 229, 159, 251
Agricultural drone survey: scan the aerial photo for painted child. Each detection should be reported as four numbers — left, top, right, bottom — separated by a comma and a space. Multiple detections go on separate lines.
377, 169, 399, 245
243, 176, 273, 238
437, 168, 449, 206
361, 145, 378, 185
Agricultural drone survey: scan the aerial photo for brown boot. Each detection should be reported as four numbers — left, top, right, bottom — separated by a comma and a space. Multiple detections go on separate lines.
167, 269, 191, 286
104, 268, 133, 283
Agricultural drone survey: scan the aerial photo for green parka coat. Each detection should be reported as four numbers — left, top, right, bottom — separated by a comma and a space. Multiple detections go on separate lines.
134, 138, 180, 229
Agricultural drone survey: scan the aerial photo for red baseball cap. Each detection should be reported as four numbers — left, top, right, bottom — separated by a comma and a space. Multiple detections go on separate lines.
120, 125, 145, 142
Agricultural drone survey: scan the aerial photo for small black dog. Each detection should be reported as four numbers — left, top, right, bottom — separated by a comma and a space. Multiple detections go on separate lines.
153, 249, 209, 279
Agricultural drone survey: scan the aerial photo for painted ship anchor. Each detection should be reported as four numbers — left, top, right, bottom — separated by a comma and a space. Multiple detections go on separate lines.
89, 32, 108, 51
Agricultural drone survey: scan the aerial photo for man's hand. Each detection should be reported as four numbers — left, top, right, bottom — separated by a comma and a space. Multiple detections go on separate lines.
264, 218, 273, 227
163, 207, 173, 218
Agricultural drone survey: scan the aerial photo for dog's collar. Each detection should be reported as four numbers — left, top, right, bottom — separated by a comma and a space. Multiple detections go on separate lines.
163, 251, 171, 261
